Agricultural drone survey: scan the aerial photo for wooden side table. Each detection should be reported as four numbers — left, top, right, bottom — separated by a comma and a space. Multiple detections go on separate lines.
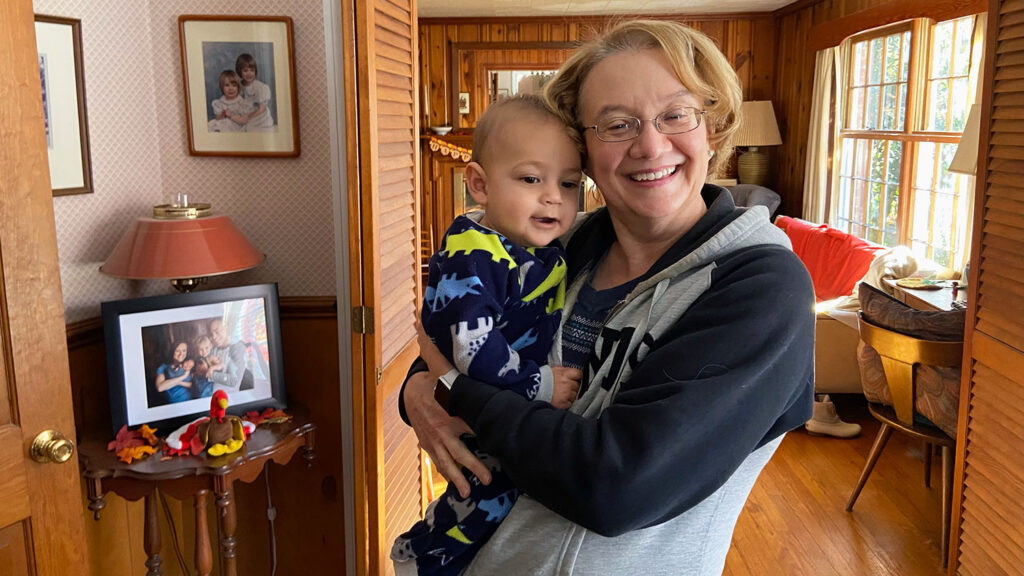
77, 408, 316, 576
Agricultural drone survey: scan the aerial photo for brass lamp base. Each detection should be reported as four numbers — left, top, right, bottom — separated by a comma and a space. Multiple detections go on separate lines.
170, 277, 207, 293
738, 147, 769, 187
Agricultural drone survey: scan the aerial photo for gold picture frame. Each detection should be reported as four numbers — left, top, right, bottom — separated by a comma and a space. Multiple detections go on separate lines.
178, 15, 299, 157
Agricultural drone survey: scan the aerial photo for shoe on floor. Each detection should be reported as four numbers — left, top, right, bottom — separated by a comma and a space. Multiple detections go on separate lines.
805, 394, 861, 438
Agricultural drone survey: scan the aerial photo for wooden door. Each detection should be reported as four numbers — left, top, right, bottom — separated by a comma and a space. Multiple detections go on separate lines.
342, 0, 425, 573
0, 1, 89, 574
948, 0, 1024, 572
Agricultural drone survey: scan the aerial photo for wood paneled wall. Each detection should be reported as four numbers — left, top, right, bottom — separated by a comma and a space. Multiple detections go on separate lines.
773, 0, 987, 218
67, 297, 345, 576
419, 15, 779, 134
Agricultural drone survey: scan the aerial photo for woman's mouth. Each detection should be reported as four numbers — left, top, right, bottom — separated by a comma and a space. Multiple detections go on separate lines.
629, 166, 678, 182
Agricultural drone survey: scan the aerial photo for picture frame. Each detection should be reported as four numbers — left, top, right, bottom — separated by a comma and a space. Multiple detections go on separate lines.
178, 15, 299, 157
34, 14, 93, 196
102, 283, 286, 435
458, 92, 470, 114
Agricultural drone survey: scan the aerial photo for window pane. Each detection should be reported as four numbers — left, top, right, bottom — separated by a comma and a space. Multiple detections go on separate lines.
871, 140, 886, 181
929, 80, 949, 131
850, 87, 865, 129
901, 31, 911, 81
913, 190, 931, 247
933, 21, 953, 77
856, 139, 870, 176
870, 37, 884, 84
885, 34, 901, 83
951, 77, 969, 131
885, 184, 900, 246
868, 181, 882, 228
917, 142, 936, 189
882, 85, 898, 130
898, 85, 907, 131
866, 86, 880, 129
854, 41, 868, 85
939, 142, 957, 191
887, 141, 902, 185
842, 138, 855, 177
954, 17, 973, 76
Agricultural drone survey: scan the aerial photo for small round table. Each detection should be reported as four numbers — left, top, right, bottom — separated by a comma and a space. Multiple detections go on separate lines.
77, 408, 316, 576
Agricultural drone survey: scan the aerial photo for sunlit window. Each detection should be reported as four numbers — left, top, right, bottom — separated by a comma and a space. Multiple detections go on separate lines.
834, 16, 976, 269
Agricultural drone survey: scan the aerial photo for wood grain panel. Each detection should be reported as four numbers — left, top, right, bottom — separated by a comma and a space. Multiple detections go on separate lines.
381, 385, 421, 576
0, 523, 30, 576
0, 426, 30, 529
420, 15, 777, 131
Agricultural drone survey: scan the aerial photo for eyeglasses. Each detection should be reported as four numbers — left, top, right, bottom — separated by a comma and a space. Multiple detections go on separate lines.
583, 107, 706, 142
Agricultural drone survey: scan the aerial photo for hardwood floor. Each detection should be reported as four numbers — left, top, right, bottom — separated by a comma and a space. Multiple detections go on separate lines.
726, 394, 947, 576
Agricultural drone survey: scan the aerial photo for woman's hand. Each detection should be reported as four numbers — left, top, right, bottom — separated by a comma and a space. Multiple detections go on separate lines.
404, 370, 491, 497
416, 319, 453, 378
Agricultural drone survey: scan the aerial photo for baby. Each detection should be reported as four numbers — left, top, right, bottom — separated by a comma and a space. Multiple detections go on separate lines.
392, 94, 584, 575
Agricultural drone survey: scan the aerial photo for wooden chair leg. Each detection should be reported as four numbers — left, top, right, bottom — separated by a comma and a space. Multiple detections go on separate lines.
847, 424, 894, 511
924, 442, 933, 488
941, 445, 954, 568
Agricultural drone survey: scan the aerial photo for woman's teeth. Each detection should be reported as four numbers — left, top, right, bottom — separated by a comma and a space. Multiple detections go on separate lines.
630, 166, 677, 181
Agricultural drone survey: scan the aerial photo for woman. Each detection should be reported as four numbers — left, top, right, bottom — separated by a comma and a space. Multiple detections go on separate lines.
403, 20, 815, 575
154, 341, 194, 404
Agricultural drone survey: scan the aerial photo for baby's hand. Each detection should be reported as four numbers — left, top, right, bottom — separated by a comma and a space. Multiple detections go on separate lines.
550, 366, 582, 410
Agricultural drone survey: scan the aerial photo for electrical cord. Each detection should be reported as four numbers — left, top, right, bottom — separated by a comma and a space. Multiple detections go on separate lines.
158, 489, 193, 576
266, 467, 278, 576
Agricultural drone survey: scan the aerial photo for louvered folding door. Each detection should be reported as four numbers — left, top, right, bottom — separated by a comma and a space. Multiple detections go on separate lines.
349, 0, 424, 574
949, 0, 1024, 573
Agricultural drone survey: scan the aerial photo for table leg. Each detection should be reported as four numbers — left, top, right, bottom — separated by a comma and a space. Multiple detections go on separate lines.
215, 475, 237, 576
194, 489, 213, 576
144, 492, 163, 576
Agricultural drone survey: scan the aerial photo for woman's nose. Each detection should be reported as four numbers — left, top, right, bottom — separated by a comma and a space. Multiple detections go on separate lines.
629, 121, 672, 159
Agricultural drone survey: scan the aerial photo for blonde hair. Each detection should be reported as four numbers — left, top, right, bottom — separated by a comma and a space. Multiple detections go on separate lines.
471, 93, 584, 166
544, 20, 742, 177
218, 70, 241, 93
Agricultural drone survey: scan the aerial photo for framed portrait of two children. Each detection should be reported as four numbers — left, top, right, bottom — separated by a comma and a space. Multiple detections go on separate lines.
178, 15, 299, 157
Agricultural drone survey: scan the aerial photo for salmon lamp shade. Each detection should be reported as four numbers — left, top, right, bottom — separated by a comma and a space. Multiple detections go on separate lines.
100, 204, 264, 292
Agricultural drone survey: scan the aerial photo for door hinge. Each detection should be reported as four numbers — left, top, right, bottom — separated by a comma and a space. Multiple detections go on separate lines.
352, 306, 374, 334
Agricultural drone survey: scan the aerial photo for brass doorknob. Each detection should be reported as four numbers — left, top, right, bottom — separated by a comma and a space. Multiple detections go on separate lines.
30, 429, 75, 464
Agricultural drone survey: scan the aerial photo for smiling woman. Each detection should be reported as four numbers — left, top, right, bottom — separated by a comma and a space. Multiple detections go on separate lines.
400, 19, 815, 576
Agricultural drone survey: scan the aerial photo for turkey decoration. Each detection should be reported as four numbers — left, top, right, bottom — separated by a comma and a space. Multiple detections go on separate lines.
165, 390, 254, 457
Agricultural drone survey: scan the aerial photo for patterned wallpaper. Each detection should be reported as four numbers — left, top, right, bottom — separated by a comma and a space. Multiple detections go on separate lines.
33, 0, 336, 323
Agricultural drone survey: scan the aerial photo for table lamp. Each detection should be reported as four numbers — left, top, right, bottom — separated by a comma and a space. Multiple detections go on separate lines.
100, 196, 264, 292
734, 101, 783, 186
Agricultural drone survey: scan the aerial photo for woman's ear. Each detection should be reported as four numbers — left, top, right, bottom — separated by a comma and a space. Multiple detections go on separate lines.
464, 161, 489, 207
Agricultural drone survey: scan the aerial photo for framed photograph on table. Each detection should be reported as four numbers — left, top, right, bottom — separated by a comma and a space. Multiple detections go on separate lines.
102, 284, 286, 435
178, 15, 299, 157
34, 14, 93, 196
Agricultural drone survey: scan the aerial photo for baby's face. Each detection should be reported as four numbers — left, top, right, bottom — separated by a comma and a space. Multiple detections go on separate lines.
474, 115, 581, 248
241, 66, 256, 84
222, 82, 239, 99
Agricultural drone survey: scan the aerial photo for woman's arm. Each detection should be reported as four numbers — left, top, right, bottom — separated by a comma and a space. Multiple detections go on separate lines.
448, 246, 815, 536
155, 365, 193, 392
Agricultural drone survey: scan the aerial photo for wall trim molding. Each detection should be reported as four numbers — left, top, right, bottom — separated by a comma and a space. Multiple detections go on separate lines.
65, 295, 338, 350
807, 0, 986, 50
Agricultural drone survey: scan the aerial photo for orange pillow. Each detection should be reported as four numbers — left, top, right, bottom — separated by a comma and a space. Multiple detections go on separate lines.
776, 216, 885, 302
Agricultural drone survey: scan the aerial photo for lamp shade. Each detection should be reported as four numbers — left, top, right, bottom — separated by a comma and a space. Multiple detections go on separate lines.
947, 104, 981, 176
100, 214, 264, 280
734, 101, 782, 147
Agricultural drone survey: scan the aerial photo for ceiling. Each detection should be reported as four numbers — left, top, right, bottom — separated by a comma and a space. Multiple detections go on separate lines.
417, 0, 797, 18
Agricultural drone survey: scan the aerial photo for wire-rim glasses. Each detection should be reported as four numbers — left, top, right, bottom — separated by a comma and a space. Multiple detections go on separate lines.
583, 107, 706, 142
